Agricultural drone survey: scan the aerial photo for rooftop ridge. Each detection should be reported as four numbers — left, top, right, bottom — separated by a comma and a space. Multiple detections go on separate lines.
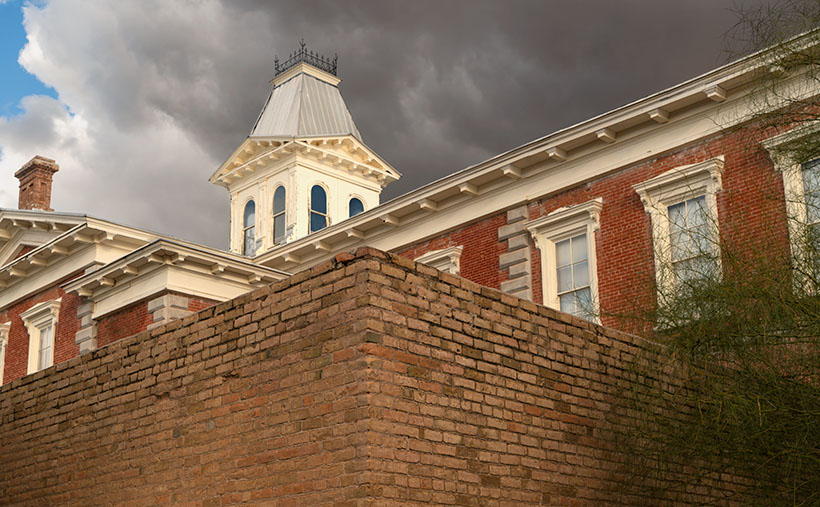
274, 39, 337, 77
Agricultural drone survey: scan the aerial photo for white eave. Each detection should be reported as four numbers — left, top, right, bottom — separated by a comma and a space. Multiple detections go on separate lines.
0, 220, 156, 290
62, 239, 290, 299
252, 30, 820, 270
210, 136, 400, 188
0, 208, 86, 241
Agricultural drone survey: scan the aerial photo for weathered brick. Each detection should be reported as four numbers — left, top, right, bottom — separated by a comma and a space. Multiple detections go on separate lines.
0, 249, 741, 506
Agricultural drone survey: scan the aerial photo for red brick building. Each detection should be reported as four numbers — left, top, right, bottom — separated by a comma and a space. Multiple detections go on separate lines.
0, 36, 816, 391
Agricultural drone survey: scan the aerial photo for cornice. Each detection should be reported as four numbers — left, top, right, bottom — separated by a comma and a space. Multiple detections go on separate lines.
62, 239, 290, 299
210, 136, 400, 188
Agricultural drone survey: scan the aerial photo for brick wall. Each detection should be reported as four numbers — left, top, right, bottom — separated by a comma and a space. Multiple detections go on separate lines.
394, 128, 790, 333
188, 295, 217, 313
1, 285, 221, 385
95, 293, 217, 348
0, 248, 743, 504
396, 213, 509, 291
95, 300, 154, 348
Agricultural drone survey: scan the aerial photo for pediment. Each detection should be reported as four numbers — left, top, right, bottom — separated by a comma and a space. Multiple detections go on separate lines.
0, 210, 86, 268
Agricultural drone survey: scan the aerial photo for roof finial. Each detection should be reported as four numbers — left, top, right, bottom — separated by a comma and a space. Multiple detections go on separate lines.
273, 40, 338, 78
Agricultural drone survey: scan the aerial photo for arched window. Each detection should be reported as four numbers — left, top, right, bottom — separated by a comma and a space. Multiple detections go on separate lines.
273, 186, 286, 244
310, 185, 328, 233
243, 200, 256, 256
349, 197, 364, 218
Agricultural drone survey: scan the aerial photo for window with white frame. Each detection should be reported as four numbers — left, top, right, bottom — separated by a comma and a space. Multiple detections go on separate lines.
800, 159, 820, 254
0, 322, 9, 383
20, 299, 61, 374
272, 186, 287, 245
349, 197, 364, 218
415, 246, 463, 275
242, 200, 256, 256
763, 127, 820, 285
525, 198, 602, 321
309, 185, 329, 233
633, 157, 724, 297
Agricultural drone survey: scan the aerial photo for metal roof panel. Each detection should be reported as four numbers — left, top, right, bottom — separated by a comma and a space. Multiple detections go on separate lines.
250, 73, 361, 141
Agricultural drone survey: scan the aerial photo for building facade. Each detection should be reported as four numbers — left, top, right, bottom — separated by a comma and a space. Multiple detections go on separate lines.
0, 36, 817, 385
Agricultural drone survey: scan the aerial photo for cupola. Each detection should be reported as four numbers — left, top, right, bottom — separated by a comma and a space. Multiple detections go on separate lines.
210, 41, 400, 257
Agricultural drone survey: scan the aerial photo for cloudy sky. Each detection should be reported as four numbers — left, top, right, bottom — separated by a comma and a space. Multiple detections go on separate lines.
0, 0, 773, 248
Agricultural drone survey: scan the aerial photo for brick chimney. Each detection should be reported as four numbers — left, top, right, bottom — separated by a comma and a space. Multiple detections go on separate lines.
15, 156, 59, 211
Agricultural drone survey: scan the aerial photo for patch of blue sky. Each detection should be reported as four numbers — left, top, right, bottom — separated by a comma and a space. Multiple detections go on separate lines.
0, 0, 56, 118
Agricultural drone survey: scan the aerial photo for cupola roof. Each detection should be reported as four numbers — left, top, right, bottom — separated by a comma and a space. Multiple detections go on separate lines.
249, 41, 361, 141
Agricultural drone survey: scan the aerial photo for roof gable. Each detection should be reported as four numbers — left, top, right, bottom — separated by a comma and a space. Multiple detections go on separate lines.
0, 210, 86, 267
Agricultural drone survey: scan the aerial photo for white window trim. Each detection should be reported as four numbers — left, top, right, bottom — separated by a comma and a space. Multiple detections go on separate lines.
633, 157, 724, 298
762, 124, 820, 285
20, 299, 61, 374
415, 246, 464, 275
0, 322, 9, 384
525, 198, 602, 321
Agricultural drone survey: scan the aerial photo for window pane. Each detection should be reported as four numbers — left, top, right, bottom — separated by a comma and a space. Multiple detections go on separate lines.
243, 200, 255, 228
310, 212, 327, 232
668, 201, 686, 231
576, 288, 593, 319
243, 227, 256, 256
273, 214, 286, 244
803, 160, 820, 224
573, 260, 589, 289
556, 239, 571, 267
39, 348, 49, 370
311, 185, 327, 214
349, 198, 364, 217
673, 258, 691, 282
689, 197, 709, 256
693, 228, 711, 257
674, 257, 698, 282
557, 265, 573, 293
694, 255, 715, 279
687, 196, 707, 229
669, 197, 711, 262
38, 325, 53, 370
559, 293, 575, 314
669, 226, 686, 261
810, 223, 820, 252
571, 234, 587, 263
682, 229, 700, 260
273, 186, 286, 214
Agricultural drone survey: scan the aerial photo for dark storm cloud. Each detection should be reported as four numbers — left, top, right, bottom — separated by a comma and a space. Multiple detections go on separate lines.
199, 0, 769, 199
0, 0, 772, 248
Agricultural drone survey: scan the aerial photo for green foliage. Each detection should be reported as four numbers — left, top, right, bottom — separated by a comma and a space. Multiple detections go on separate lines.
625, 245, 820, 504
617, 3, 820, 503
